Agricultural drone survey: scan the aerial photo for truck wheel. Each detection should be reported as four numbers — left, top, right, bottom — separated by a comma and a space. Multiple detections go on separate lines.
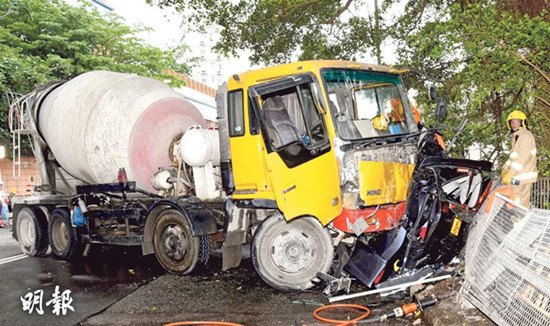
16, 207, 49, 257
252, 214, 334, 291
153, 209, 210, 274
48, 209, 84, 260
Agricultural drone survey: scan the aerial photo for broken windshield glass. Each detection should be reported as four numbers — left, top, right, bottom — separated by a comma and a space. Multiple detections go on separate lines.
322, 69, 418, 140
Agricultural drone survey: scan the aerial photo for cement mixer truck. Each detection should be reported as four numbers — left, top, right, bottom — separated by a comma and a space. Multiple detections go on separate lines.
9, 61, 494, 292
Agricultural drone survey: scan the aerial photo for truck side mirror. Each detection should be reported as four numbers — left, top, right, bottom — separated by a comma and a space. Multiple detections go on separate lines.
436, 98, 447, 122
428, 86, 437, 102
310, 83, 326, 114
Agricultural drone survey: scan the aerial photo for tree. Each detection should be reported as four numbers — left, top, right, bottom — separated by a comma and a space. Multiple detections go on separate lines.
149, 0, 383, 65
393, 1, 550, 175
0, 0, 192, 151
154, 0, 550, 175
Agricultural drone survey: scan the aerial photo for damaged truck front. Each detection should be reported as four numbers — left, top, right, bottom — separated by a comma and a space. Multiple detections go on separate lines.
220, 61, 493, 292
8, 60, 493, 294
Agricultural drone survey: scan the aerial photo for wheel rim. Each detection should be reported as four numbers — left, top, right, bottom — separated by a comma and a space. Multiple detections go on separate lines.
253, 216, 334, 290
51, 218, 69, 252
270, 229, 317, 274
160, 223, 188, 261
19, 216, 35, 247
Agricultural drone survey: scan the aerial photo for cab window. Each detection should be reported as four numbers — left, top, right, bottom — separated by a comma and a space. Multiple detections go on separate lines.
261, 84, 327, 149
228, 89, 244, 137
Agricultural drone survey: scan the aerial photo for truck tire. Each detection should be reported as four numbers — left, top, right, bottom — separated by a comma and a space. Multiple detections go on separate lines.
252, 214, 334, 291
48, 208, 84, 261
16, 207, 49, 257
153, 209, 210, 274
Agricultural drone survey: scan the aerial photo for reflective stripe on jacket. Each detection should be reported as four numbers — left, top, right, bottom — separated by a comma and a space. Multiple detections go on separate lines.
503, 128, 538, 184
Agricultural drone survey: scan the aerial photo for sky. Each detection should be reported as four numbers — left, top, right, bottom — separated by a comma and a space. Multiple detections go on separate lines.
103, 0, 184, 50
65, 0, 253, 84
114, 1, 252, 80
65, 0, 403, 86
64, 0, 184, 49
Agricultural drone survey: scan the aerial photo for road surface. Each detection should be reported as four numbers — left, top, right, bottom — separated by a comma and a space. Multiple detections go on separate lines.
0, 226, 164, 326
1, 227, 491, 325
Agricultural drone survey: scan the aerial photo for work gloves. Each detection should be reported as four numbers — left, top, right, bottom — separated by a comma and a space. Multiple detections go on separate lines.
501, 169, 512, 185
501, 169, 520, 185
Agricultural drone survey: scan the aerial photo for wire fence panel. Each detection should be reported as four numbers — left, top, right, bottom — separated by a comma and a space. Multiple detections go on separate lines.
532, 177, 550, 209
463, 194, 550, 326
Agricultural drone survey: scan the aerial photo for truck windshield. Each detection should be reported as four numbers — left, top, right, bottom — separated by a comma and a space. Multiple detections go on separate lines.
322, 69, 418, 140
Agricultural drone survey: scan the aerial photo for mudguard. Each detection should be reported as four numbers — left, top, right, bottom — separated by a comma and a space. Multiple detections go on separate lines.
142, 197, 217, 256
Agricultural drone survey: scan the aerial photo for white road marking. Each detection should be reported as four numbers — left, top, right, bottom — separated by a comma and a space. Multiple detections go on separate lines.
0, 254, 28, 266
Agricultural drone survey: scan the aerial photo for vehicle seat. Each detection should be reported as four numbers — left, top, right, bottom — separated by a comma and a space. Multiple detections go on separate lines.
263, 96, 301, 148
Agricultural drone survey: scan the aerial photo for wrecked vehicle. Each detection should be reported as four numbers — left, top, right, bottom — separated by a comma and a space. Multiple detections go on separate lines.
8, 60, 492, 293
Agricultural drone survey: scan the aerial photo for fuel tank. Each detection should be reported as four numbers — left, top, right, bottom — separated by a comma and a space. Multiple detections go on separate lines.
38, 71, 206, 192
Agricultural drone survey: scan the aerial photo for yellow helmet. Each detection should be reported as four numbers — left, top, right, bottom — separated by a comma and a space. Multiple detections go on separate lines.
372, 115, 388, 131
506, 110, 527, 129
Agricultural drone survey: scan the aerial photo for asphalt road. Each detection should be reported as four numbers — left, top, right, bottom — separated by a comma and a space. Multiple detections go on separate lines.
82, 257, 418, 326
1, 227, 398, 326
0, 227, 165, 326
83, 270, 495, 326
1, 226, 488, 326
0, 224, 21, 260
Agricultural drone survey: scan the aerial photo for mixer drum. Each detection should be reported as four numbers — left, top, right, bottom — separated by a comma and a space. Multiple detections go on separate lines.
38, 71, 206, 192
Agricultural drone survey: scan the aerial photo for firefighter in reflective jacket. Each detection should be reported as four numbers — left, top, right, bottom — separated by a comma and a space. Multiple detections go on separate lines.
501, 110, 538, 207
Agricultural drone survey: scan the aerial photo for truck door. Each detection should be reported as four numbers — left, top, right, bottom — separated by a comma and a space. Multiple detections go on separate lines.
249, 74, 341, 225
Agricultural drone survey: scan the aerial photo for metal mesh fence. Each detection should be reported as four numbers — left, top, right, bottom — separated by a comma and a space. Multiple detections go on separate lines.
532, 177, 550, 210
463, 193, 550, 326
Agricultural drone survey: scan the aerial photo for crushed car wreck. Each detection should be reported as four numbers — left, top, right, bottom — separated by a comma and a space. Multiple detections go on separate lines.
339, 131, 493, 292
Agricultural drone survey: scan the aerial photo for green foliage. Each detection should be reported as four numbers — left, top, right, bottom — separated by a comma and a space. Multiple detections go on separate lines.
149, 0, 378, 65
395, 2, 550, 175
0, 0, 192, 153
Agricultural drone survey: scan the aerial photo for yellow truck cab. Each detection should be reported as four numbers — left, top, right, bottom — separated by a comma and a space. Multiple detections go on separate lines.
219, 60, 420, 290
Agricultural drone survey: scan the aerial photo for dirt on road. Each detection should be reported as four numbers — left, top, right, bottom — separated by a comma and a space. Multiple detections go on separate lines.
83, 257, 431, 326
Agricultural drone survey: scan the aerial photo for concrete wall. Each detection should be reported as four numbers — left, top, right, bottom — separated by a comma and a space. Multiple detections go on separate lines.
0, 157, 40, 196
